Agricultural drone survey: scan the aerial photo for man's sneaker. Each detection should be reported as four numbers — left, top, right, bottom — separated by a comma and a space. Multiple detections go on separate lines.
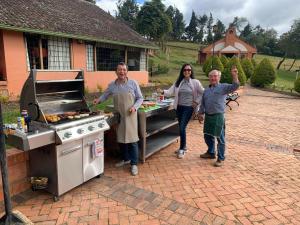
174, 147, 187, 154
214, 159, 224, 167
177, 149, 185, 159
131, 165, 138, 176
200, 152, 216, 159
115, 160, 130, 167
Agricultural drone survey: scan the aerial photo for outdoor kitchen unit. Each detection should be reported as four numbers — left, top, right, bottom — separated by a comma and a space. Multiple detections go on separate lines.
9, 69, 110, 201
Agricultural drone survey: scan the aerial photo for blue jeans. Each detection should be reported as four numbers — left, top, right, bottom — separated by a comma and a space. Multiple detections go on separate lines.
176, 105, 194, 150
119, 142, 139, 165
204, 125, 226, 160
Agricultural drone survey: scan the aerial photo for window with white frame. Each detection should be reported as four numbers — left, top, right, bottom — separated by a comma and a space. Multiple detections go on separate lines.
140, 50, 147, 71
25, 34, 71, 70
127, 47, 141, 71
86, 44, 94, 71
86, 43, 147, 71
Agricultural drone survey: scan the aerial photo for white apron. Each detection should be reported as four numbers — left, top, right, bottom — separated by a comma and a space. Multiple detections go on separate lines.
113, 92, 139, 143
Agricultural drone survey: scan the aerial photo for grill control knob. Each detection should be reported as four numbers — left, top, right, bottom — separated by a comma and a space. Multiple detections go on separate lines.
77, 128, 84, 134
88, 125, 95, 131
64, 131, 72, 138
98, 122, 104, 128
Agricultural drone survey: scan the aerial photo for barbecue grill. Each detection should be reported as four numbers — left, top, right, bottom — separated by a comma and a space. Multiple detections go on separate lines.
14, 69, 110, 201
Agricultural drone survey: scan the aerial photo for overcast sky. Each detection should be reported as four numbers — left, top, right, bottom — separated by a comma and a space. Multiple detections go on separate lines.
96, 0, 300, 35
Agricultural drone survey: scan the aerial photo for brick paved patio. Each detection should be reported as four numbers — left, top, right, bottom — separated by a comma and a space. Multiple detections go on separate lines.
1, 86, 300, 225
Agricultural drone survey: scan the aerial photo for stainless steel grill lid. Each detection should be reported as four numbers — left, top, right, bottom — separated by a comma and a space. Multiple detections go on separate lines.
20, 70, 89, 124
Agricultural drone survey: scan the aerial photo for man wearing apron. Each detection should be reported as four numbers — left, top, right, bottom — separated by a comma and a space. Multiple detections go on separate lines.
93, 62, 143, 176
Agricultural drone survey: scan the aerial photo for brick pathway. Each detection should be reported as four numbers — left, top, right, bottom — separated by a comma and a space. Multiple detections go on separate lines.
2, 86, 300, 225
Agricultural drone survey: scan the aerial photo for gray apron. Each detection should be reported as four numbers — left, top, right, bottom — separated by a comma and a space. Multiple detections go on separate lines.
113, 92, 139, 143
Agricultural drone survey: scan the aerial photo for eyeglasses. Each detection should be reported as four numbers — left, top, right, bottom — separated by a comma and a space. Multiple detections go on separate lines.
183, 69, 192, 72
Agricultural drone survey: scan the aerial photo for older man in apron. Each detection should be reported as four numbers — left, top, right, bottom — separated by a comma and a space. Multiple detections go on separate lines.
94, 62, 143, 176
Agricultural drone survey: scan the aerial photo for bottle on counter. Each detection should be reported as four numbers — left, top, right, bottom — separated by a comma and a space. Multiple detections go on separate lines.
21, 109, 29, 132
17, 117, 23, 131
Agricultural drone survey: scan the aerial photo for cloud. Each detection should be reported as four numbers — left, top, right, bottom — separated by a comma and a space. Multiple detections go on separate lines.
96, 0, 118, 15
96, 0, 300, 35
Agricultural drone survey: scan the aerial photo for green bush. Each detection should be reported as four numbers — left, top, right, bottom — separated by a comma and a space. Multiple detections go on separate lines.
294, 77, 300, 93
153, 64, 169, 75
148, 58, 154, 68
205, 56, 224, 76
251, 58, 276, 87
220, 55, 229, 67
0, 95, 9, 104
251, 58, 257, 68
202, 56, 212, 73
241, 58, 254, 80
221, 57, 247, 85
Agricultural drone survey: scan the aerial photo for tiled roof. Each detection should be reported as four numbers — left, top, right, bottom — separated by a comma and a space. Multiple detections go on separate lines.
0, 0, 155, 49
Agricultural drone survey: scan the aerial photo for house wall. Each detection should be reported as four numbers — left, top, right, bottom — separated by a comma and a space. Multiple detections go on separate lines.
2, 30, 28, 97
2, 30, 149, 98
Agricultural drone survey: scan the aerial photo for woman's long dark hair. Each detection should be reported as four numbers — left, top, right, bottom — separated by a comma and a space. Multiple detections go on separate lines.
175, 64, 195, 87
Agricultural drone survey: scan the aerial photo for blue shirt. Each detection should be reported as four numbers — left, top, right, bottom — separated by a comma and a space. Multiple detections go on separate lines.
99, 79, 144, 109
199, 82, 240, 114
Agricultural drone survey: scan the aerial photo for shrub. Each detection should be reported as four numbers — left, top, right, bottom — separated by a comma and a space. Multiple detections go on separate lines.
251, 58, 276, 87
0, 95, 9, 104
153, 64, 169, 75
241, 58, 254, 80
220, 55, 229, 67
205, 56, 224, 76
294, 77, 300, 93
221, 57, 247, 85
202, 56, 212, 73
251, 58, 257, 68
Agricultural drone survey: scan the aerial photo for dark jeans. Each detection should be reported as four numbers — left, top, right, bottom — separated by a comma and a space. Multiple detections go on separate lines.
204, 125, 226, 160
119, 142, 139, 165
176, 105, 194, 150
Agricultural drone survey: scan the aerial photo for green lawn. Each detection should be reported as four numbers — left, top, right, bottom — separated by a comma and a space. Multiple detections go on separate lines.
275, 70, 298, 91
150, 41, 209, 87
254, 54, 300, 72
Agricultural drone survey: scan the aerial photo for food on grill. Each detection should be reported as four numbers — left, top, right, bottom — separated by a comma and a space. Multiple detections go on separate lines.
65, 112, 77, 116
45, 114, 60, 123
67, 116, 74, 119
74, 115, 81, 119
80, 113, 89, 117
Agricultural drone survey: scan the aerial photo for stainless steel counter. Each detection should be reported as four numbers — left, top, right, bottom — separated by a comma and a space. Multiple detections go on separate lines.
138, 104, 179, 162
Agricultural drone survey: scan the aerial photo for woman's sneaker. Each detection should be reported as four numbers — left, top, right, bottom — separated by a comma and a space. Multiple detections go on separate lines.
131, 165, 138, 176
174, 147, 187, 154
177, 149, 185, 159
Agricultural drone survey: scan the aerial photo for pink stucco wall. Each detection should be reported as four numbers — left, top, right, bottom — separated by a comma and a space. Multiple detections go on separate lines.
1, 30, 149, 98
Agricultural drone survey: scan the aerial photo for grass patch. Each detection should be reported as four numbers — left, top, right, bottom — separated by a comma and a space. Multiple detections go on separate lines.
254, 54, 300, 72
150, 41, 209, 87
272, 70, 298, 91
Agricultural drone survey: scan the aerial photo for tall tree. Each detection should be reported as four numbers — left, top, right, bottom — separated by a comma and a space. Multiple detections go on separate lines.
230, 16, 248, 33
196, 14, 208, 43
166, 6, 185, 40
214, 19, 226, 41
136, 0, 172, 42
116, 0, 139, 29
206, 13, 214, 43
185, 11, 198, 41
278, 19, 300, 70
